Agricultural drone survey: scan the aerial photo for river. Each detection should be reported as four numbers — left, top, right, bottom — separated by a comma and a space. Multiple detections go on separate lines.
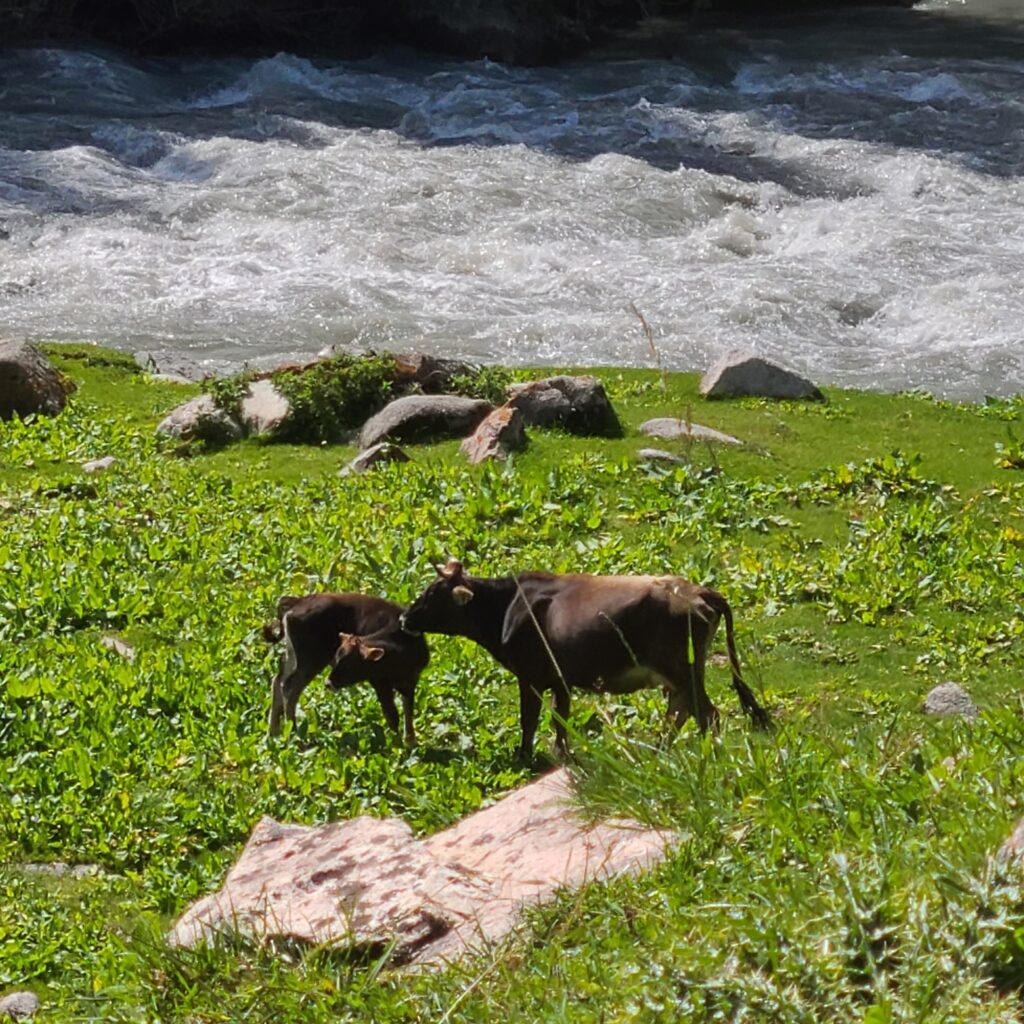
1, 0, 1021, 397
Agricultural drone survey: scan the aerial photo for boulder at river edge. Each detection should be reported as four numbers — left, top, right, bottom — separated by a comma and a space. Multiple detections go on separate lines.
359, 394, 493, 449
171, 768, 673, 965
156, 394, 244, 445
0, 340, 72, 420
510, 376, 620, 436
700, 352, 823, 401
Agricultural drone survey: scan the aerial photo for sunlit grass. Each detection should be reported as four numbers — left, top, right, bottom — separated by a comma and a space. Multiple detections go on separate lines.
1, 344, 1023, 1021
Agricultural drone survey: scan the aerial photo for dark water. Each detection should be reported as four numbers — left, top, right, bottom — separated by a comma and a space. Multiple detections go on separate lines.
1, 0, 1022, 396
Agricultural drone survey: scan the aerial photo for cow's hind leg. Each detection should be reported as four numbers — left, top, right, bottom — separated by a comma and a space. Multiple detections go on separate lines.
268, 617, 318, 736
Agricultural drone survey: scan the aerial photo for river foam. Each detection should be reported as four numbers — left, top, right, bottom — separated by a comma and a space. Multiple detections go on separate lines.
1, 1, 1022, 397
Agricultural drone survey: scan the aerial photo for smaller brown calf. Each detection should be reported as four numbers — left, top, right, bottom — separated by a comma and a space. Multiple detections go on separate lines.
263, 592, 428, 742
328, 630, 430, 745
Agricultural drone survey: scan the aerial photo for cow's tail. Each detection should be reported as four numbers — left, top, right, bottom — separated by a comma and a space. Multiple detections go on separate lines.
261, 595, 302, 644
705, 591, 772, 730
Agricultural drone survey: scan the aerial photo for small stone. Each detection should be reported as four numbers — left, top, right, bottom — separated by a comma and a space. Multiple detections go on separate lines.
461, 405, 526, 463
81, 456, 117, 473
923, 682, 978, 722
0, 991, 39, 1020
639, 418, 743, 445
340, 442, 411, 476
700, 352, 823, 401
637, 448, 687, 466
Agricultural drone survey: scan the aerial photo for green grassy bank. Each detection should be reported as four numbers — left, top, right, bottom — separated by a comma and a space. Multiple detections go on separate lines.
2, 345, 1024, 1022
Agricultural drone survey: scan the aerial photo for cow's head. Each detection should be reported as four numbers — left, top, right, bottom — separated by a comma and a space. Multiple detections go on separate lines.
327, 632, 385, 690
401, 559, 475, 636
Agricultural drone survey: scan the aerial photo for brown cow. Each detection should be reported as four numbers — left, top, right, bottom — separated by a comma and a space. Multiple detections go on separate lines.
401, 560, 769, 759
264, 593, 428, 742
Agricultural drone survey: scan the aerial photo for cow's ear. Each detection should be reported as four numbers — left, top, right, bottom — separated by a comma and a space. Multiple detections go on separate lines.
452, 584, 474, 605
441, 559, 463, 579
362, 645, 386, 662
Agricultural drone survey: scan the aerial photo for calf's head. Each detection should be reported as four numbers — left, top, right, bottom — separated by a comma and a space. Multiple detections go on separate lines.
401, 559, 475, 636
327, 632, 385, 690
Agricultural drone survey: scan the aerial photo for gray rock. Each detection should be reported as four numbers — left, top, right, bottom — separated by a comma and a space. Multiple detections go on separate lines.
700, 352, 824, 401
637, 448, 687, 466
923, 682, 979, 722
0, 340, 71, 420
240, 378, 291, 436
0, 991, 39, 1020
507, 381, 572, 427
639, 418, 743, 446
359, 395, 493, 449
156, 394, 243, 445
81, 456, 117, 474
147, 372, 196, 386
170, 769, 673, 965
509, 375, 620, 436
340, 442, 411, 476
461, 404, 526, 463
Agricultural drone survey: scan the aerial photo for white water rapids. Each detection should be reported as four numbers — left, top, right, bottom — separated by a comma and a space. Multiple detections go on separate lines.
1, 0, 1022, 396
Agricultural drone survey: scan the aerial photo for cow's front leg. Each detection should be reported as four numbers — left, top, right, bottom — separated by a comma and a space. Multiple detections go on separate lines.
370, 680, 402, 739
665, 684, 694, 729
397, 684, 417, 746
551, 682, 572, 758
517, 682, 543, 761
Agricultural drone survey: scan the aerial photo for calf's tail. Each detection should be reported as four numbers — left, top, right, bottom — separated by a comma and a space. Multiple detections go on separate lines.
261, 595, 303, 644
705, 591, 772, 730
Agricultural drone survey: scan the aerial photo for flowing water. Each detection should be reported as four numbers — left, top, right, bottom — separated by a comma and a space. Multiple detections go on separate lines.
1, 0, 1022, 396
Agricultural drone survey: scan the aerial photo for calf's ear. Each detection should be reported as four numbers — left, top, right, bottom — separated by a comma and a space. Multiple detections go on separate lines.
452, 584, 474, 605
361, 645, 386, 662
441, 559, 463, 578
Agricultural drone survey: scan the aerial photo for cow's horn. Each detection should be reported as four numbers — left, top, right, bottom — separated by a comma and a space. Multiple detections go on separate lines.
452, 584, 474, 605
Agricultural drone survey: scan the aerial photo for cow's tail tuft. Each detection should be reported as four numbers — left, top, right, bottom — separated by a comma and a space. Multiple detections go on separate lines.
706, 590, 772, 730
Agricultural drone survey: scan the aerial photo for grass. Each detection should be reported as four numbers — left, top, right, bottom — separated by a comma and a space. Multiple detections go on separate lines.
1, 344, 1023, 1021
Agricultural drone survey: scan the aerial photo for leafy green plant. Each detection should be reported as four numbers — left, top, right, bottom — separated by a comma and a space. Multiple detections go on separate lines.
269, 352, 400, 443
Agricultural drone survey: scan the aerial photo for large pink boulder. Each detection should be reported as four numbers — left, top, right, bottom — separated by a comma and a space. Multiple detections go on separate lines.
171, 769, 674, 964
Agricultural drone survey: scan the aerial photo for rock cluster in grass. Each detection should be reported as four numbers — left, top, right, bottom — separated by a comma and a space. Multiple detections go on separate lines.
153, 347, 821, 462
0, 340, 73, 421
154, 352, 622, 462
171, 768, 674, 965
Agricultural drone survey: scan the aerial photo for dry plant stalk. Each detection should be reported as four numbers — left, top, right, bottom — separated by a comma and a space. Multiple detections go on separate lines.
630, 302, 667, 396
